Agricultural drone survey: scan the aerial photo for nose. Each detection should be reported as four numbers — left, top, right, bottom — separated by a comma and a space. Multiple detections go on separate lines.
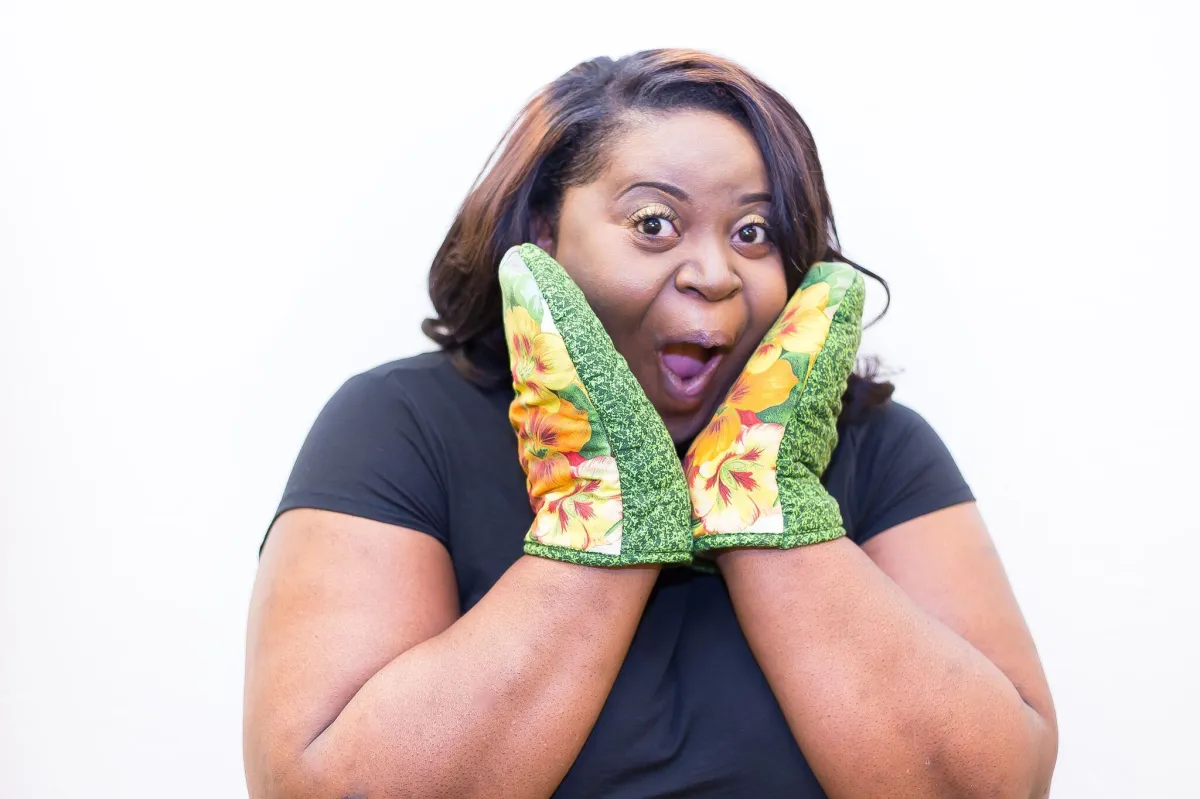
673, 241, 741, 302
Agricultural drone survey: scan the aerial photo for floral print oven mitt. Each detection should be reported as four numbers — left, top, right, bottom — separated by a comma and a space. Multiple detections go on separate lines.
500, 243, 694, 567
682, 262, 865, 554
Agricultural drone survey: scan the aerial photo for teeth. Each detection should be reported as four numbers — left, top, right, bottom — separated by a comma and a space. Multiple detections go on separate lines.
663, 342, 711, 360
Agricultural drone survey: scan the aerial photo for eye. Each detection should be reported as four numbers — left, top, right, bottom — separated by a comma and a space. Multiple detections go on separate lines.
638, 216, 677, 237
736, 223, 768, 245
733, 214, 772, 248
628, 203, 680, 239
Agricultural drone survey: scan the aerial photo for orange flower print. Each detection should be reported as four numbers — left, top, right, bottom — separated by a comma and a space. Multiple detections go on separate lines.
684, 357, 798, 473
682, 263, 862, 541
746, 281, 833, 378
690, 423, 785, 535
528, 455, 624, 553
510, 397, 592, 502
506, 305, 577, 412
500, 248, 627, 556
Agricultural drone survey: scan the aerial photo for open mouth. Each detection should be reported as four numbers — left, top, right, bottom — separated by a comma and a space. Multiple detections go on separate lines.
658, 342, 725, 403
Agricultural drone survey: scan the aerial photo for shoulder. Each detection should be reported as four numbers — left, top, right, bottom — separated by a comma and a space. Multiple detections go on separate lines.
829, 400, 974, 545
832, 399, 948, 477
329, 350, 508, 426
269, 351, 497, 551
844, 400, 943, 457
323, 349, 518, 472
344, 350, 468, 405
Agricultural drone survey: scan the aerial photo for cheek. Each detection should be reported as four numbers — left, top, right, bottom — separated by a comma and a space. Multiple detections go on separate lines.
554, 223, 665, 340
745, 260, 790, 335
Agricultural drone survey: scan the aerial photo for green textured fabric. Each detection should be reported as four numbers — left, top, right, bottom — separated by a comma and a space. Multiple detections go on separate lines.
692, 263, 865, 553
510, 244, 693, 566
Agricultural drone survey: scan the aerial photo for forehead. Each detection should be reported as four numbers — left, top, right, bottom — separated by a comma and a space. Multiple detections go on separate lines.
599, 110, 769, 197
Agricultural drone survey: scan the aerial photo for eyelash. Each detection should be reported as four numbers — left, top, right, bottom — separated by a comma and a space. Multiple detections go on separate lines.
627, 203, 679, 226
625, 204, 774, 246
740, 216, 771, 234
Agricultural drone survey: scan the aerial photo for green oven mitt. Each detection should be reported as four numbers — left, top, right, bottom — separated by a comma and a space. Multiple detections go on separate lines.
500, 243, 693, 566
682, 261, 865, 553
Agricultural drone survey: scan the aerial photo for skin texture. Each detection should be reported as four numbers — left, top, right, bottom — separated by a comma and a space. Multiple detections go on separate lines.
243, 110, 1057, 798
720, 505, 1058, 798
245, 511, 657, 798
535, 110, 787, 444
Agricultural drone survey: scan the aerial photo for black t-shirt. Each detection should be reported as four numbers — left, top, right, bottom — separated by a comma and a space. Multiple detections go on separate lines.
269, 350, 975, 798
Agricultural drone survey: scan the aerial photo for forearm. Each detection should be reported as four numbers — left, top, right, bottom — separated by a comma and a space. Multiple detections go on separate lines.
290, 556, 657, 799
719, 539, 1056, 799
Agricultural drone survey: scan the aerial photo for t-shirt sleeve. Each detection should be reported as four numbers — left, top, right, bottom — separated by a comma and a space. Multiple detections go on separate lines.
263, 369, 450, 553
850, 402, 975, 546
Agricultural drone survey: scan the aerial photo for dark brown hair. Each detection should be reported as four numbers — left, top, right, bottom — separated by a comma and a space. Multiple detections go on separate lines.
423, 48, 893, 421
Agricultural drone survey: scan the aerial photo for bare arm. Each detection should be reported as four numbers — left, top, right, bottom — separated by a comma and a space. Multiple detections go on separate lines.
718, 503, 1058, 799
244, 508, 657, 799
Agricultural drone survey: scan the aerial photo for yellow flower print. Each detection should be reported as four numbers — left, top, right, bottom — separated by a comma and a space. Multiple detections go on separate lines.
529, 455, 624, 552
506, 305, 577, 412
690, 423, 784, 535
746, 281, 833, 377
510, 398, 592, 503
684, 357, 798, 472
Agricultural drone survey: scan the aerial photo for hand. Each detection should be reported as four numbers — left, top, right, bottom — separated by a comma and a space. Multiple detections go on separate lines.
682, 262, 865, 553
501, 243, 693, 566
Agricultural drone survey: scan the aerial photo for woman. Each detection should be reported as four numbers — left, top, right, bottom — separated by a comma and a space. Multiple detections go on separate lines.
244, 49, 1058, 798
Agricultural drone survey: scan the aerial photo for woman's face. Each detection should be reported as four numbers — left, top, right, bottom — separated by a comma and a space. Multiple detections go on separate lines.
539, 109, 789, 445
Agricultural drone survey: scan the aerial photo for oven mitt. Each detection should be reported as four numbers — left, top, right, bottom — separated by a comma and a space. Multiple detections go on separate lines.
682, 262, 865, 553
500, 243, 693, 566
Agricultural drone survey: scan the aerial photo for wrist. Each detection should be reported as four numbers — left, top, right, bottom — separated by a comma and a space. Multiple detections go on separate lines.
715, 533, 851, 573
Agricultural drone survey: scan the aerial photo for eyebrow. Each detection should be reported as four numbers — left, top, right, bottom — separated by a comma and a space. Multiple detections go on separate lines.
619, 180, 690, 202
618, 180, 772, 206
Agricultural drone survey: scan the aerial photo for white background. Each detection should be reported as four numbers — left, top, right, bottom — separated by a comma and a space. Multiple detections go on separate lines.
2, 1, 1197, 796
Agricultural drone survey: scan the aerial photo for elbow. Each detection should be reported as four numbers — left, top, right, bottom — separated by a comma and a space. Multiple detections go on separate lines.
249, 744, 460, 799
246, 761, 320, 799
1003, 725, 1062, 799
250, 768, 369, 799
935, 706, 1058, 799
246, 744, 359, 799
1012, 697, 1059, 799
1024, 705, 1060, 799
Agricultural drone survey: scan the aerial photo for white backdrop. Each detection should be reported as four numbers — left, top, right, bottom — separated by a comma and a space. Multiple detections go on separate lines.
2, 1, 1197, 796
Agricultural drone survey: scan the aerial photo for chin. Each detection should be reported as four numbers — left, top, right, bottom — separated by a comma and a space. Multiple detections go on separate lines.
649, 379, 736, 453
662, 411, 709, 450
